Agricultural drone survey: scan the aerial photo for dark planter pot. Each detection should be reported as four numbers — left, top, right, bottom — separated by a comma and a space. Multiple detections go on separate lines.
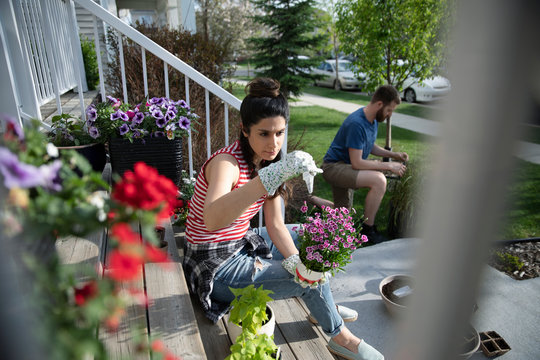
108, 137, 183, 186
58, 143, 107, 175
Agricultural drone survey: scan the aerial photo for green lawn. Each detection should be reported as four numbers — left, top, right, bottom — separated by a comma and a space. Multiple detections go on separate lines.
226, 81, 540, 240
503, 159, 540, 239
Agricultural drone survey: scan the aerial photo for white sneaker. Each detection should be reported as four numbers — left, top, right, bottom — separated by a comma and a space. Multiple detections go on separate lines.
308, 304, 358, 324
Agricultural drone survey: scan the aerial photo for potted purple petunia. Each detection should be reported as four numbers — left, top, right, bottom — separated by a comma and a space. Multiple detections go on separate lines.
294, 203, 367, 286
47, 113, 108, 174
86, 96, 199, 186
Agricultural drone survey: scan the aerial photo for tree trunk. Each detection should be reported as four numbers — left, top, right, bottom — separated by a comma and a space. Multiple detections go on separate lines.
384, 115, 392, 162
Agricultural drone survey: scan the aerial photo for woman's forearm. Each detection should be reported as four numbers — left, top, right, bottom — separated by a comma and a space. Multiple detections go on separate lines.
203, 177, 267, 231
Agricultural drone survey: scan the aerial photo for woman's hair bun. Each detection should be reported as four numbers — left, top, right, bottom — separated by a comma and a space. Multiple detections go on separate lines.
245, 78, 281, 98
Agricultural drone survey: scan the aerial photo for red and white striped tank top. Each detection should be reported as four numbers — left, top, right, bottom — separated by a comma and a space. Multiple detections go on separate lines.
185, 141, 266, 244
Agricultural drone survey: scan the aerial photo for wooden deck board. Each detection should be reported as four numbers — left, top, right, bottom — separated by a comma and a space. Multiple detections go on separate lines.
272, 298, 335, 360
146, 263, 206, 359
269, 303, 297, 360
99, 271, 150, 360
97, 222, 149, 359
146, 220, 206, 359
55, 229, 105, 282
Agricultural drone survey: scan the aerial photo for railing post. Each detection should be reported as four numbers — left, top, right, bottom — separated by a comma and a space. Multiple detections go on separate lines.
93, 15, 105, 102
41, 0, 62, 116
205, 89, 211, 158
142, 47, 148, 98
164, 62, 169, 99
116, 31, 128, 104
224, 103, 229, 146
67, 0, 87, 122
26, 1, 52, 101
185, 76, 194, 178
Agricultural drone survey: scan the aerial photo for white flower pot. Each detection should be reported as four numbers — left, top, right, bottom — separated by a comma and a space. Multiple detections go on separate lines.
226, 304, 276, 343
296, 262, 324, 284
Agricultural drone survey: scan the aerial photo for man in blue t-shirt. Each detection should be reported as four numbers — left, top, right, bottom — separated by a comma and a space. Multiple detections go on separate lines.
322, 85, 409, 244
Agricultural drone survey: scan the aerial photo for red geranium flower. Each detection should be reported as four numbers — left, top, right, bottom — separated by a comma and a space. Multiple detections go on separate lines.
144, 243, 169, 263
110, 223, 140, 245
104, 307, 125, 333
74, 280, 98, 306
151, 339, 165, 352
112, 162, 177, 221
164, 352, 182, 360
107, 249, 143, 281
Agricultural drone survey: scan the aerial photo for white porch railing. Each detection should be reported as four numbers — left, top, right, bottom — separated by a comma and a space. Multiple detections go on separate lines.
72, 0, 242, 178
12, 0, 86, 110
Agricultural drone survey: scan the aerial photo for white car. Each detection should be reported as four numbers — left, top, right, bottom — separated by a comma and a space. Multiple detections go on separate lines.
401, 75, 451, 103
312, 60, 365, 91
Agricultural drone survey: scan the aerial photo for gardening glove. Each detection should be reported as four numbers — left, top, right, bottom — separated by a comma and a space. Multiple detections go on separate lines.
258, 151, 322, 196
281, 254, 328, 289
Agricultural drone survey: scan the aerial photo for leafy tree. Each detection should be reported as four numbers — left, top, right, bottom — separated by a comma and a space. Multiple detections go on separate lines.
196, 0, 260, 61
335, 0, 454, 93
249, 0, 326, 98
335, 0, 454, 149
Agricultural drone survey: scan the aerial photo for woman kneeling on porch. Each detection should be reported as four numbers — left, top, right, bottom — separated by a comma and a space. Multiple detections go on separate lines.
183, 77, 384, 360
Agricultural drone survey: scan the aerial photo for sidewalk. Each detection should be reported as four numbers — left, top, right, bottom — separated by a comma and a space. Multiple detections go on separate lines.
291, 92, 540, 165
331, 238, 540, 359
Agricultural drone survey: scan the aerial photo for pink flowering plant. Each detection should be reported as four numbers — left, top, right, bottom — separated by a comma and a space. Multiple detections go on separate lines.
85, 95, 199, 142
295, 202, 368, 276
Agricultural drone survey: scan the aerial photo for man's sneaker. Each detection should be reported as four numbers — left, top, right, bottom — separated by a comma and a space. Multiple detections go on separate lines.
308, 305, 358, 324
361, 224, 388, 244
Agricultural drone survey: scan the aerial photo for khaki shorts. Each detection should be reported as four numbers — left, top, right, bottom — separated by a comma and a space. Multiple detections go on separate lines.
321, 161, 358, 209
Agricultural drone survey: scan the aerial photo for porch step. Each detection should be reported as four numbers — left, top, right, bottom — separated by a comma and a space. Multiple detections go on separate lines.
40, 90, 98, 124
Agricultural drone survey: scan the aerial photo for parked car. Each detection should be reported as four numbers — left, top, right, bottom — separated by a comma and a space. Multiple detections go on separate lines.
312, 60, 365, 91
287, 55, 311, 75
401, 75, 451, 103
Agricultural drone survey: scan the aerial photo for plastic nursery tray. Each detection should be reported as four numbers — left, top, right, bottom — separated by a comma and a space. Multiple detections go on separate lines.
479, 331, 511, 357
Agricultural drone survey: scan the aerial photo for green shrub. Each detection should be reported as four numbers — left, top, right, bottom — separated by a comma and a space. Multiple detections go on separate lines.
387, 161, 426, 239
80, 36, 99, 91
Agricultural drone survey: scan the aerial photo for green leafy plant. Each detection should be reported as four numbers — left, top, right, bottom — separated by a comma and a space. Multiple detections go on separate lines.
227, 331, 278, 360
228, 284, 274, 334
387, 160, 426, 239
494, 251, 524, 273
80, 36, 99, 91
48, 113, 96, 146
172, 170, 196, 227
226, 285, 278, 360
1, 117, 107, 238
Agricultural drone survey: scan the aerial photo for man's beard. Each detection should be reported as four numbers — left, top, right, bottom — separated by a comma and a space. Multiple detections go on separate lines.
375, 108, 387, 122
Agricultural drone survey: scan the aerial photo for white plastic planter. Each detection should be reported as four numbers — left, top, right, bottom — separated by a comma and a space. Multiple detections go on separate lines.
226, 305, 276, 344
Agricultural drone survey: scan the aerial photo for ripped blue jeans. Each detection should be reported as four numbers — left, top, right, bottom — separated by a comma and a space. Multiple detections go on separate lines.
210, 225, 344, 337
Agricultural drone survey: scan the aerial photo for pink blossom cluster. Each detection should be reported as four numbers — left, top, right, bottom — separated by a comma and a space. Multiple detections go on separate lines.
296, 203, 368, 275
